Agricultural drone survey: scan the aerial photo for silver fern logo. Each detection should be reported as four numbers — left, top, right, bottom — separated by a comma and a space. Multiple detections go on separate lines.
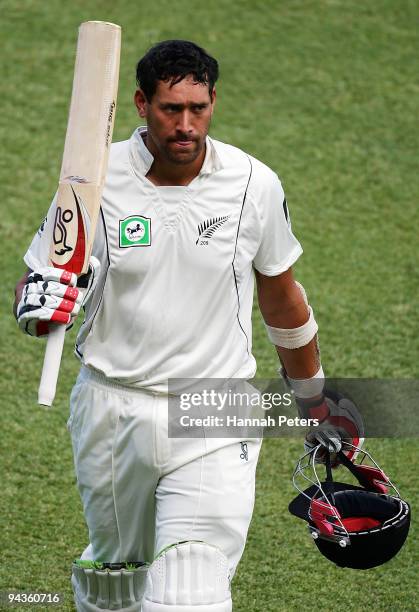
196, 215, 229, 245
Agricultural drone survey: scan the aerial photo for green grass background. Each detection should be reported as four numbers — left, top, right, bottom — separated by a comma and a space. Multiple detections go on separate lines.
0, 0, 417, 610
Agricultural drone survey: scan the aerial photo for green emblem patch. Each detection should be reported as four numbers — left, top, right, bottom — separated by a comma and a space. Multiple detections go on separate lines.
119, 215, 151, 247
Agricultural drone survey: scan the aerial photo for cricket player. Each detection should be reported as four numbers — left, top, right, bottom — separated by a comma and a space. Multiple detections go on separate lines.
14, 40, 361, 611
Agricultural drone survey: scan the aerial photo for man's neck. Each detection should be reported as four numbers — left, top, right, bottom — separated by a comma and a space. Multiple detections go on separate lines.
143, 133, 206, 187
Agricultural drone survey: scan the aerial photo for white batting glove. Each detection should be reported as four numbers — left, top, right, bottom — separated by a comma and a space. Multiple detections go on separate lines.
17, 257, 100, 337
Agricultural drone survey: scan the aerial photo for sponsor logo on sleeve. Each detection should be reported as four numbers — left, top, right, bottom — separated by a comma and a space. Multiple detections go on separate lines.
283, 198, 291, 228
37, 216, 47, 237
119, 215, 151, 247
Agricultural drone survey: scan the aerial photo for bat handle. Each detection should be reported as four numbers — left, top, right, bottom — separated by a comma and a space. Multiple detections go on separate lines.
38, 324, 66, 406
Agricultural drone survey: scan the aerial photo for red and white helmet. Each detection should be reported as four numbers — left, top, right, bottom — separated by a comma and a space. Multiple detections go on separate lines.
289, 444, 411, 569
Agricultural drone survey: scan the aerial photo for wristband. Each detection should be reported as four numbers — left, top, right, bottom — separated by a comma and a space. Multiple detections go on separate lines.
286, 365, 325, 399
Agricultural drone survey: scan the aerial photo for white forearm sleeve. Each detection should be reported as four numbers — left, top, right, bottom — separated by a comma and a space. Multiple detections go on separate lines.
264, 306, 318, 349
264, 280, 318, 349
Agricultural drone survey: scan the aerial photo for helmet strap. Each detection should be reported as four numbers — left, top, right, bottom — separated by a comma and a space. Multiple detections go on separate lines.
323, 451, 336, 505
337, 450, 372, 489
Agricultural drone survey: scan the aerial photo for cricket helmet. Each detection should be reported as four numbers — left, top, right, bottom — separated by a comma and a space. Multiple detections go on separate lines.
289, 444, 411, 569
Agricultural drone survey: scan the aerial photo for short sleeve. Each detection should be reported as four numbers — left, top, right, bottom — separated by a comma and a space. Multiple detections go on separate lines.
23, 194, 57, 270
252, 171, 303, 276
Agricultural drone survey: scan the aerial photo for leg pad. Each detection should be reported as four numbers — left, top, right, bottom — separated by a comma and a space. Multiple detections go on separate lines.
72, 562, 148, 611
142, 541, 232, 612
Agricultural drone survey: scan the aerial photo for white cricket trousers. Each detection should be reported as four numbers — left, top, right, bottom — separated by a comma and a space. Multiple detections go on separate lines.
68, 366, 262, 578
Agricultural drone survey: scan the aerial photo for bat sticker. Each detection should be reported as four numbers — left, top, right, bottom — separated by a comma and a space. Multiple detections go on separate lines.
53, 207, 74, 255
51, 184, 89, 273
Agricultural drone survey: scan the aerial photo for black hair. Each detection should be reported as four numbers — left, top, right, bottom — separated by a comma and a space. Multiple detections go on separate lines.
136, 40, 219, 102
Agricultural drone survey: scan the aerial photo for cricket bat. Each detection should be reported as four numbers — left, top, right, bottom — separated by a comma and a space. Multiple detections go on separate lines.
38, 21, 121, 406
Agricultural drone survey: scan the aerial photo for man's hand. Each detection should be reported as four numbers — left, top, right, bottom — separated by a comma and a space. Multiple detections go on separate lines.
16, 267, 81, 336
16, 257, 100, 337
299, 389, 364, 465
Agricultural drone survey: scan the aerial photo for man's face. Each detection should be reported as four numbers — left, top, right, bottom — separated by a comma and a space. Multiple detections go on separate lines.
134, 75, 216, 165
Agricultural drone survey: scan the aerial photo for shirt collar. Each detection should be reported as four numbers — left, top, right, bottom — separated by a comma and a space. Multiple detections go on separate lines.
129, 126, 223, 178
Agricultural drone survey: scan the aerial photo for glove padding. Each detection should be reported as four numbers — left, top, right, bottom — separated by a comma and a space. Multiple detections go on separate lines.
17, 257, 100, 337
300, 390, 364, 466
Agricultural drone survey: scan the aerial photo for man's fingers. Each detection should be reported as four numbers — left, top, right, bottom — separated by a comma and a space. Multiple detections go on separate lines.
315, 430, 342, 453
18, 294, 80, 320
306, 428, 342, 453
24, 281, 82, 303
306, 431, 342, 453
27, 268, 77, 286
16, 265, 89, 338
305, 428, 342, 465
17, 261, 99, 338
18, 307, 71, 328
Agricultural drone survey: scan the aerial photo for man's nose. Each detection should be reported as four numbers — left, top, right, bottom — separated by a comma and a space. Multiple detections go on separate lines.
176, 110, 192, 134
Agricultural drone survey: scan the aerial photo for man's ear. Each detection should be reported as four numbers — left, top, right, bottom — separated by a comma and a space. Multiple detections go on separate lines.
210, 87, 216, 114
134, 89, 147, 118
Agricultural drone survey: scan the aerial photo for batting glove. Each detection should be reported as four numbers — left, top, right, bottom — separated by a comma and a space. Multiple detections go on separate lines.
17, 257, 100, 337
299, 389, 364, 465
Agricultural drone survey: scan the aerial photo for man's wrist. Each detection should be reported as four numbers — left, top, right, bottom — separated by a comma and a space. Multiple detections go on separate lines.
281, 366, 329, 421
285, 365, 325, 398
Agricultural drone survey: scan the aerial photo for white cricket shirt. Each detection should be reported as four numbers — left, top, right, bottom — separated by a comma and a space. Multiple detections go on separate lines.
24, 127, 302, 392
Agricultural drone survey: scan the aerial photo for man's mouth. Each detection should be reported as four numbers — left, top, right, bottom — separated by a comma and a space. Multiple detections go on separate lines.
172, 140, 194, 147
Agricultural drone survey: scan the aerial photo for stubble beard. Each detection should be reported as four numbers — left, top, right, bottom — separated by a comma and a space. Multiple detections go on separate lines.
163, 137, 204, 165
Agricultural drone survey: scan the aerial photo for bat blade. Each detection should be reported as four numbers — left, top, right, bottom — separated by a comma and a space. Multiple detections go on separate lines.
38, 21, 121, 406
